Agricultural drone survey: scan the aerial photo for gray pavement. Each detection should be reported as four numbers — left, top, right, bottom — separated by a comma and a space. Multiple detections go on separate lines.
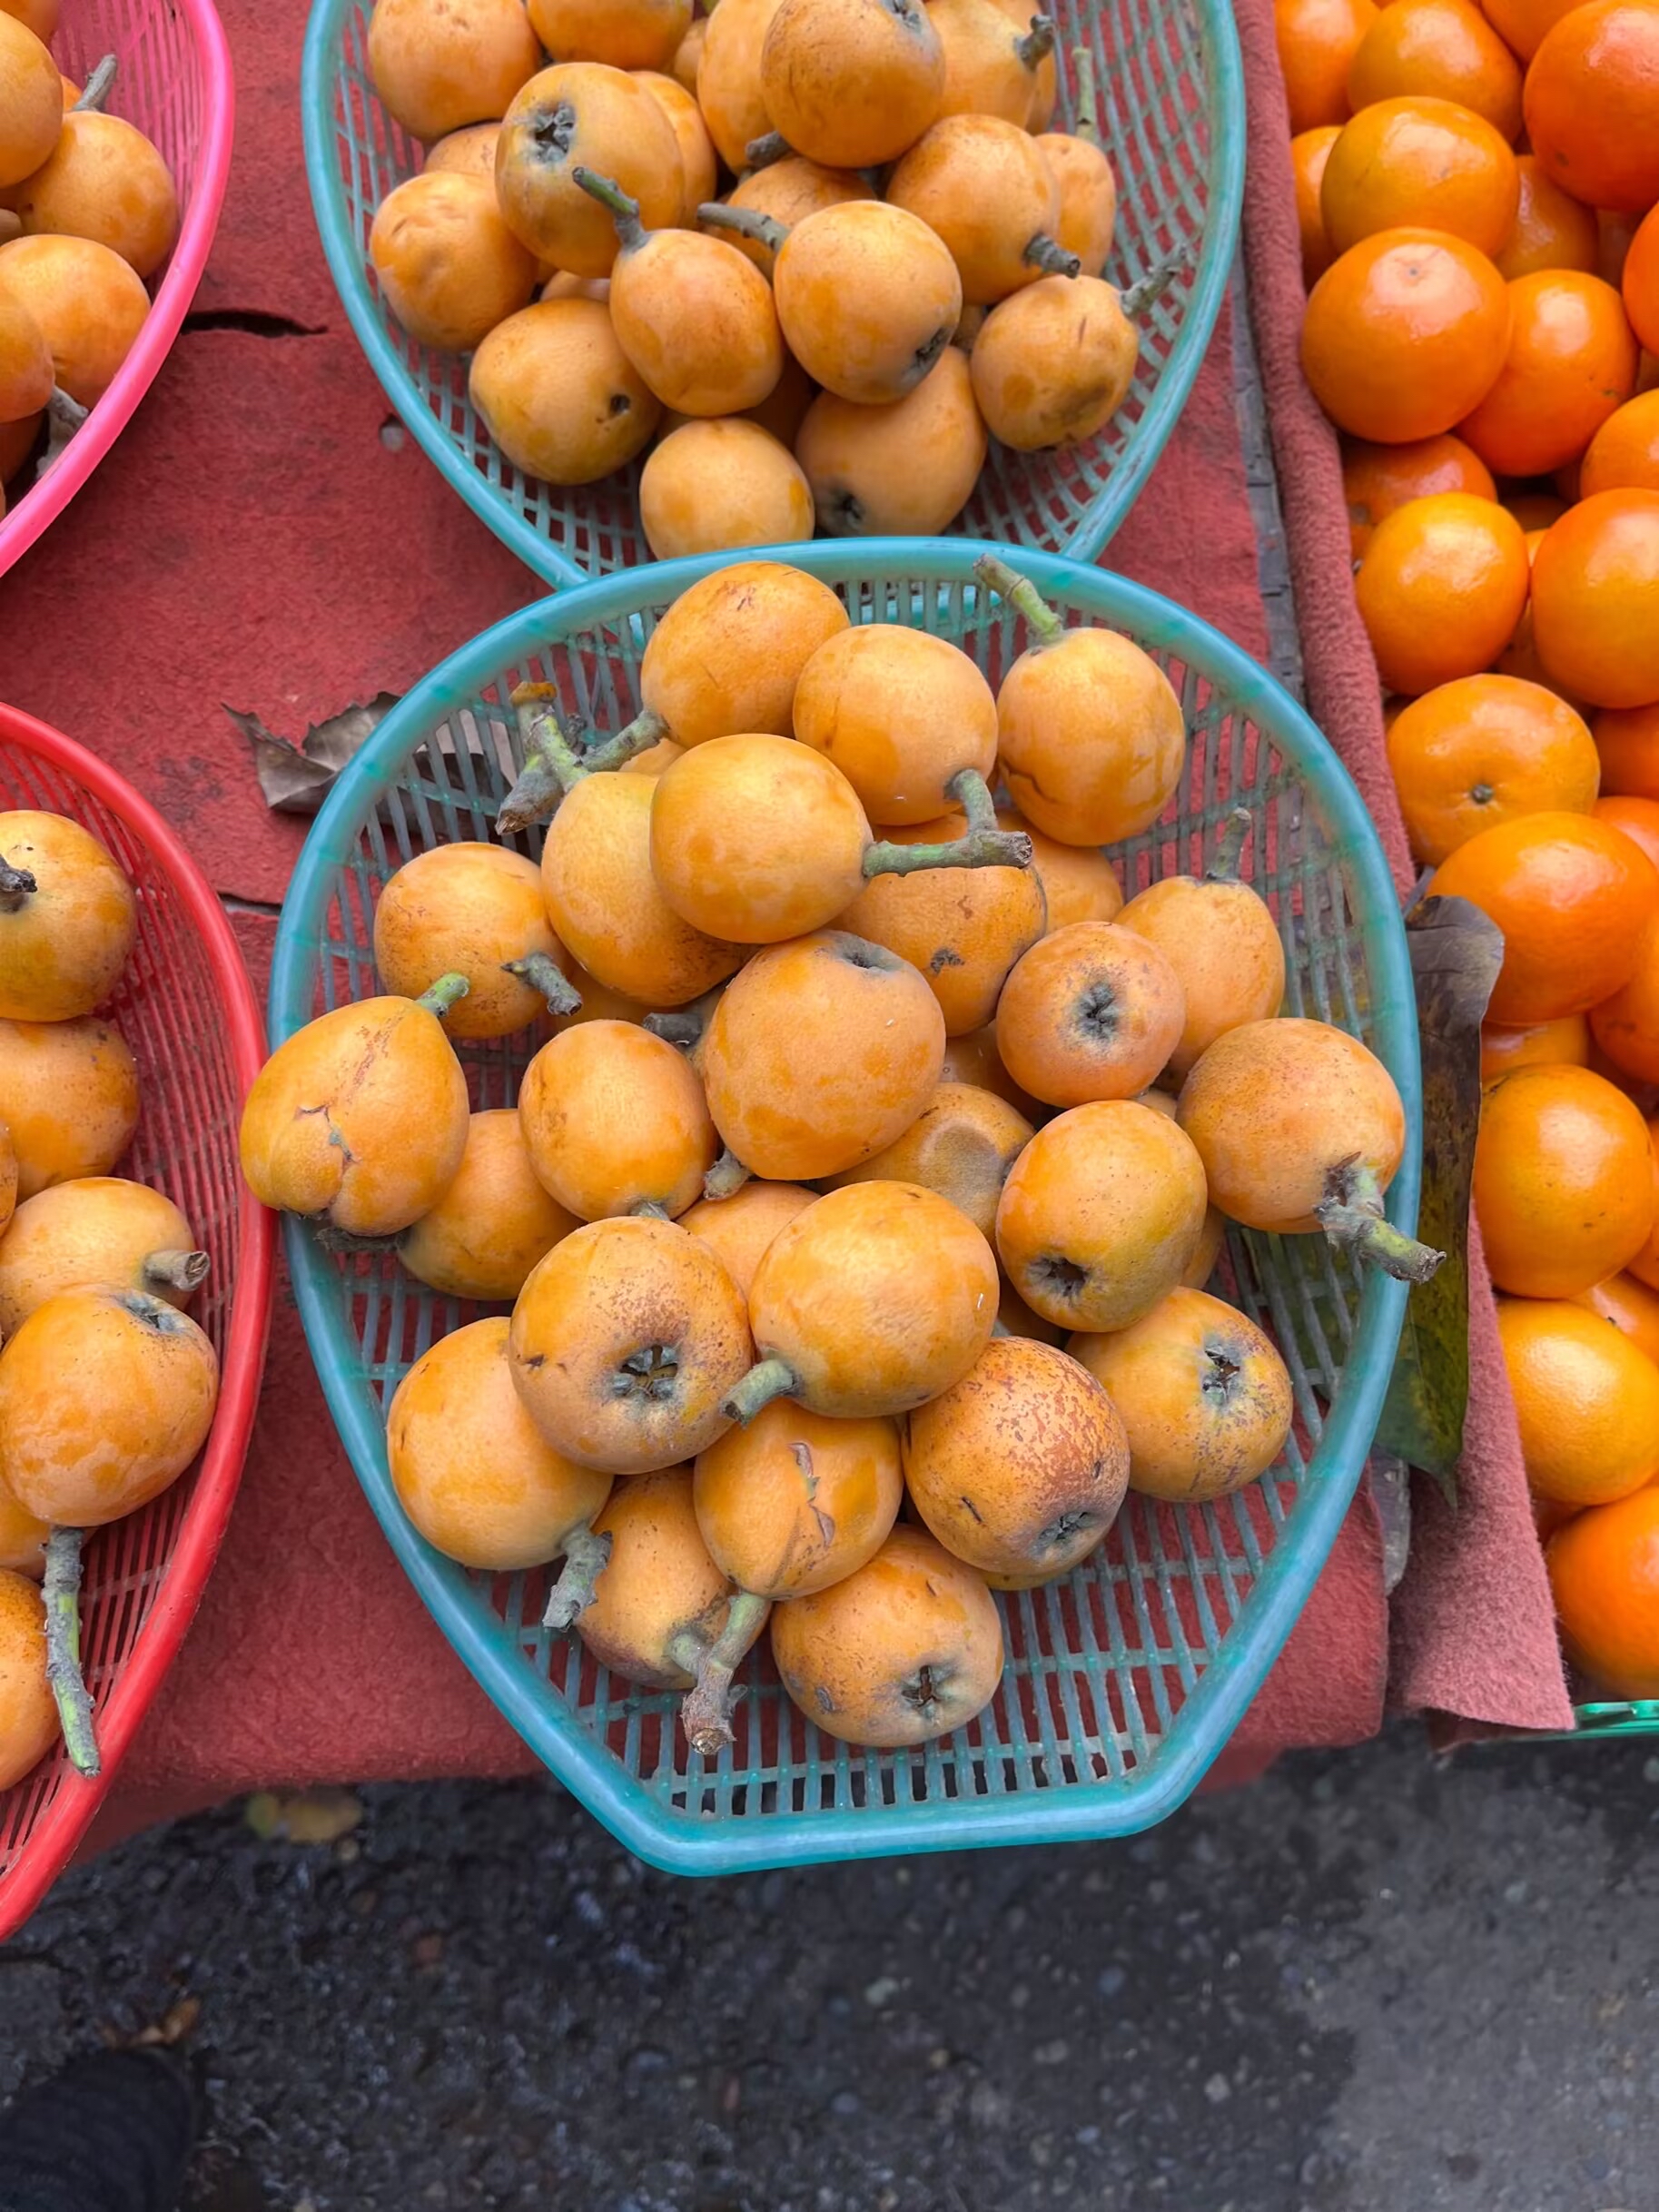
1, 1723, 1654, 2211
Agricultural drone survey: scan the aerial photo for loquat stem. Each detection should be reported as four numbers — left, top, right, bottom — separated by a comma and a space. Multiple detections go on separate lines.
1016, 14, 1057, 69
1071, 44, 1101, 142
415, 973, 470, 1018
697, 201, 787, 257
142, 1249, 211, 1297
863, 769, 1032, 876
972, 551, 1065, 647
1121, 248, 1192, 321
0, 859, 37, 911
74, 54, 117, 111
630, 1199, 672, 1221
644, 985, 721, 1052
722, 1357, 796, 1425
1314, 1160, 1445, 1285
502, 950, 582, 1017
44, 1528, 99, 1778
743, 130, 791, 171
497, 688, 579, 834
1023, 232, 1081, 281
572, 165, 647, 252
543, 1521, 612, 1631
1205, 808, 1252, 884
679, 1588, 771, 1758
703, 1148, 751, 1202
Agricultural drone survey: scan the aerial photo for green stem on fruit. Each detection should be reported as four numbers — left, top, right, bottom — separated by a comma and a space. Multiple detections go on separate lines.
497, 682, 588, 835
1314, 1160, 1446, 1285
142, 1249, 211, 1297
1205, 807, 1251, 884
679, 1588, 771, 1758
502, 950, 582, 1018
0, 860, 36, 911
572, 165, 647, 252
972, 551, 1065, 647
44, 1528, 98, 1779
543, 1521, 612, 1631
697, 201, 788, 257
415, 973, 470, 1018
1072, 45, 1101, 142
1023, 232, 1081, 280
722, 1358, 796, 1425
74, 54, 117, 112
1121, 248, 1192, 321
1017, 14, 1056, 70
863, 769, 1032, 876
703, 1148, 750, 1202
630, 1199, 673, 1221
743, 130, 791, 171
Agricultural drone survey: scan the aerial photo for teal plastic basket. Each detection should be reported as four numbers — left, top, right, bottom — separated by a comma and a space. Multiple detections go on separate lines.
300, 0, 1245, 588
270, 540, 1421, 1872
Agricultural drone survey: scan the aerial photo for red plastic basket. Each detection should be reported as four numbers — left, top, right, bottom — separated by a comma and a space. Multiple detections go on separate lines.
0, 0, 234, 577
0, 705, 274, 1940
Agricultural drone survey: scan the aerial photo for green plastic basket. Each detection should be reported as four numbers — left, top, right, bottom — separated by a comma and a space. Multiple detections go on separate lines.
300, 0, 1245, 588
270, 540, 1421, 1872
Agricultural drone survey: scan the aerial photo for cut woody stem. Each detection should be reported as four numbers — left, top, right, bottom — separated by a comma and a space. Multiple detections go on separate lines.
1205, 807, 1252, 884
1314, 1159, 1446, 1285
416, 972, 470, 1018
1017, 14, 1057, 69
0, 859, 37, 913
972, 550, 1066, 647
497, 687, 665, 833
1023, 232, 1081, 280
722, 1356, 797, 1425
643, 986, 722, 1052
743, 130, 792, 171
143, 1248, 211, 1298
1121, 247, 1193, 321
703, 1148, 751, 1202
74, 53, 117, 112
572, 165, 647, 250
864, 769, 1032, 877
44, 1527, 99, 1778
697, 201, 787, 259
1071, 44, 1101, 142
502, 950, 583, 1018
678, 1588, 771, 1759
543, 1521, 612, 1632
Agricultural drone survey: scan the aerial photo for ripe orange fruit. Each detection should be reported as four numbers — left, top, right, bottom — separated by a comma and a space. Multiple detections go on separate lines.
1481, 0, 1586, 61
1580, 388, 1659, 499
1341, 433, 1496, 558
1276, 0, 1380, 131
1320, 97, 1519, 257
1494, 153, 1600, 281
1498, 1295, 1659, 1504
1457, 272, 1638, 476
1549, 1487, 1659, 1696
1301, 231, 1512, 441
1348, 0, 1525, 135
1530, 489, 1659, 707
1595, 701, 1659, 797
1474, 1062, 1655, 1294
1385, 673, 1599, 862
1522, 0, 1659, 214
1427, 810, 1659, 1021
1593, 793, 1659, 871
1589, 909, 1659, 1079
1575, 1269, 1659, 1363
1623, 202, 1659, 354
1633, 1119, 1659, 1289
1291, 124, 1341, 287
1479, 1011, 1590, 1081
1354, 492, 1529, 694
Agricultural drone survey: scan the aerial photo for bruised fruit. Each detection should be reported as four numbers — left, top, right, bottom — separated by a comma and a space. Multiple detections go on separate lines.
971, 274, 1138, 450
528, 0, 692, 69
824, 1081, 1032, 1238
996, 922, 1187, 1106
369, 172, 538, 351
694, 1399, 904, 1598
398, 1110, 577, 1301
631, 69, 716, 221
904, 1336, 1130, 1580
1069, 1288, 1295, 1502
995, 1099, 1209, 1332
509, 1214, 751, 1472
0, 1177, 204, 1335
517, 1020, 717, 1220
794, 346, 987, 538
238, 977, 470, 1235
771, 1525, 1003, 1747
0, 1287, 218, 1525
387, 1317, 613, 1575
0, 811, 134, 1022
679, 1179, 815, 1298
372, 842, 577, 1039
731, 1180, 998, 1420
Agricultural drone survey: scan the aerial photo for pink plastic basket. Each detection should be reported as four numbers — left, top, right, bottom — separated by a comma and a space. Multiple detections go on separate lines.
0, 0, 234, 577
0, 705, 276, 1941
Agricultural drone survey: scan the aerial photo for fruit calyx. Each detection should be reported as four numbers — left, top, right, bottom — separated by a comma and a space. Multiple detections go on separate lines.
863, 769, 1033, 877
1314, 1157, 1445, 1284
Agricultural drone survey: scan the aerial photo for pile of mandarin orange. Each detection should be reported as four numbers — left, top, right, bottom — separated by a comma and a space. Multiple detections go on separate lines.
1277, 0, 1659, 1699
